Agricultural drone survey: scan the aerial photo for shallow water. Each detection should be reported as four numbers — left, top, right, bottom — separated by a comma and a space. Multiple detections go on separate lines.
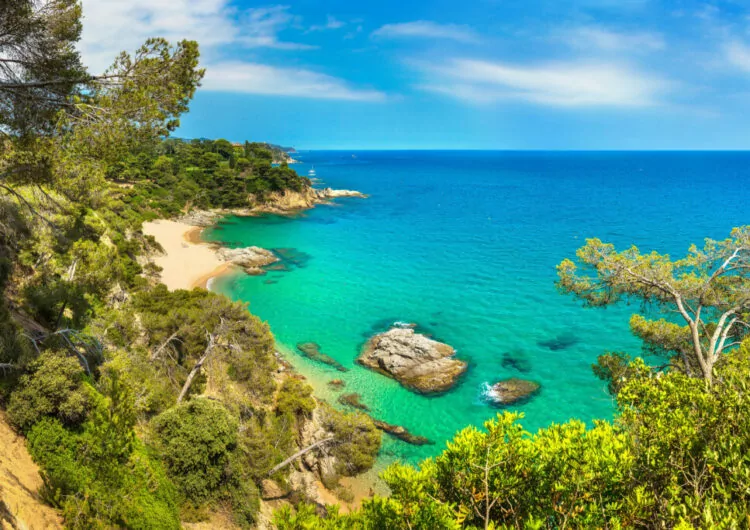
208, 150, 750, 463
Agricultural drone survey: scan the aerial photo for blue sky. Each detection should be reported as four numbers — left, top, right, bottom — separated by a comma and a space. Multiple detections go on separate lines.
80, 0, 750, 149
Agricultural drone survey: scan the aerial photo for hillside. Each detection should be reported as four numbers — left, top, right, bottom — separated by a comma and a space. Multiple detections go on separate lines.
0, 413, 62, 530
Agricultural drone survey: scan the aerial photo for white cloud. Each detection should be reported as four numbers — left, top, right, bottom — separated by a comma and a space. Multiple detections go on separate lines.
309, 15, 346, 32
725, 40, 750, 72
77, 1, 385, 101
202, 62, 386, 101
79, 1, 313, 73
561, 26, 665, 52
420, 59, 670, 107
372, 21, 478, 43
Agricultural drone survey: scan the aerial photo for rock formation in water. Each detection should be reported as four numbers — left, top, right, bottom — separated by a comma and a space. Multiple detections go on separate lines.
337, 392, 370, 412
372, 419, 434, 446
486, 378, 540, 405
297, 342, 349, 372
358, 327, 466, 394
216, 246, 278, 275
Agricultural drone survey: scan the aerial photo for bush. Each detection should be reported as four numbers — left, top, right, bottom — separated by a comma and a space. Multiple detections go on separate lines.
150, 398, 238, 502
320, 404, 381, 476
8, 351, 91, 432
276, 378, 315, 419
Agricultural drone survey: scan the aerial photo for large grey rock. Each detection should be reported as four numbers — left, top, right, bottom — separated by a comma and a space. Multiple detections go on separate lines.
358, 327, 466, 394
217, 246, 278, 274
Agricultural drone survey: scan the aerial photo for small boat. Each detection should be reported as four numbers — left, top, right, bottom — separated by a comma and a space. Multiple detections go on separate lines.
308, 166, 316, 177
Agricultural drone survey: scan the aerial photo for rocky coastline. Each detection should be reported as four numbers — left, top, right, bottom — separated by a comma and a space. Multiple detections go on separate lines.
178, 187, 367, 226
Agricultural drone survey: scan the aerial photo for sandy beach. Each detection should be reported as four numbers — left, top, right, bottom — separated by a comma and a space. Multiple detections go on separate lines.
143, 220, 234, 290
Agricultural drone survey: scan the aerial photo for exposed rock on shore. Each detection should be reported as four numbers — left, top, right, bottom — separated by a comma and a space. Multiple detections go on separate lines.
217, 246, 279, 275
372, 420, 434, 446
485, 378, 540, 406
358, 327, 467, 394
250, 187, 367, 215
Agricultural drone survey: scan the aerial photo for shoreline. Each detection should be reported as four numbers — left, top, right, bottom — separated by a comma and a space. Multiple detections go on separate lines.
142, 220, 237, 291
142, 190, 383, 508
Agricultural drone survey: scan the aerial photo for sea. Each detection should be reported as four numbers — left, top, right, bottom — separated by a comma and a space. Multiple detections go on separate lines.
207, 151, 750, 464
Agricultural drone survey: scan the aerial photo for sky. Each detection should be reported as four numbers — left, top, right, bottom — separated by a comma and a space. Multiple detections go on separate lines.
78, 0, 750, 150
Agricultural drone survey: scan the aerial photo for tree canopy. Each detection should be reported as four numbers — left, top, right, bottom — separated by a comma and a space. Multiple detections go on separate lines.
557, 228, 750, 383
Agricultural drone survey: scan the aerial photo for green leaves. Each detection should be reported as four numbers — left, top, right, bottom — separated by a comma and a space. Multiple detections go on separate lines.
558, 228, 750, 383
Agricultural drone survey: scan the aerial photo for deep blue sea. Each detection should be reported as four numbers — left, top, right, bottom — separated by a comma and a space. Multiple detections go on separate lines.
208, 151, 750, 464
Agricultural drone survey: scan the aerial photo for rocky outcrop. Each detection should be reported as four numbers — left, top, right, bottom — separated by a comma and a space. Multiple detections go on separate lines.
485, 378, 540, 405
358, 327, 467, 394
217, 246, 278, 275
372, 420, 434, 446
178, 210, 220, 227
250, 187, 367, 215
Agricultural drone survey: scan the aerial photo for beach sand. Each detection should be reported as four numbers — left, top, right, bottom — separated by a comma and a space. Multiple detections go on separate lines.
143, 220, 234, 290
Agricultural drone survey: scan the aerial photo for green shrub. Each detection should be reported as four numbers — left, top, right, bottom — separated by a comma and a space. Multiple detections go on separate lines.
276, 378, 315, 419
150, 398, 238, 502
8, 351, 91, 432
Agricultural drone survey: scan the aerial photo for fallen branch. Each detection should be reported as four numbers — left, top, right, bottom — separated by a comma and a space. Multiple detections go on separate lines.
266, 436, 336, 477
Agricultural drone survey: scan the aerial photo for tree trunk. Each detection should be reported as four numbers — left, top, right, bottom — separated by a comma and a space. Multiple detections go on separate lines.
266, 437, 335, 476
176, 333, 215, 403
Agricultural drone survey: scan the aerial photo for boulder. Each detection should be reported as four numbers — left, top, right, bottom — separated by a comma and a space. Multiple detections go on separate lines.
217, 246, 278, 274
358, 327, 466, 394
485, 378, 540, 405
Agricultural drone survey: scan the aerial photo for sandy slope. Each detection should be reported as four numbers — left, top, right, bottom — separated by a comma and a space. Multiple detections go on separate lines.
143, 220, 233, 291
0, 413, 62, 529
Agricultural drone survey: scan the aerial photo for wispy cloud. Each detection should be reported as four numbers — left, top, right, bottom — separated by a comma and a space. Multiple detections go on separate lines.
202, 62, 386, 101
560, 26, 665, 52
420, 58, 671, 107
79, 1, 314, 73
372, 21, 478, 43
724, 40, 750, 72
78, 1, 388, 101
309, 15, 346, 32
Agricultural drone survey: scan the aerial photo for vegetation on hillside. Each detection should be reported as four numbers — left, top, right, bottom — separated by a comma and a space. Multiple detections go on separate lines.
0, 1, 377, 528
113, 138, 310, 217
3, 1, 750, 529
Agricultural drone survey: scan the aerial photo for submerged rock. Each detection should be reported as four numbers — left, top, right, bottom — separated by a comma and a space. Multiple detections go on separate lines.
358, 327, 466, 394
485, 378, 540, 406
327, 379, 346, 390
538, 333, 579, 351
501, 351, 532, 373
372, 420, 434, 446
337, 392, 370, 412
297, 342, 348, 372
217, 246, 278, 275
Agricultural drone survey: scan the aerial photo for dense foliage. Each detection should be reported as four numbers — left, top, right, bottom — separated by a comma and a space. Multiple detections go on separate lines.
4, 2, 750, 530
114, 138, 310, 216
277, 341, 750, 529
0, 2, 375, 529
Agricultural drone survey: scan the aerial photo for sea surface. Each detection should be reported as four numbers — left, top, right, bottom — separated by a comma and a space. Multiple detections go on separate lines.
208, 151, 750, 464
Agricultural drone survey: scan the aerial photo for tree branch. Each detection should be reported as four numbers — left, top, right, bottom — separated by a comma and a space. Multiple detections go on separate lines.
266, 437, 335, 476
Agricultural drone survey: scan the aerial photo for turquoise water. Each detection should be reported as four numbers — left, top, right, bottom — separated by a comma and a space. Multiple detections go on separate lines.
209, 151, 750, 463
